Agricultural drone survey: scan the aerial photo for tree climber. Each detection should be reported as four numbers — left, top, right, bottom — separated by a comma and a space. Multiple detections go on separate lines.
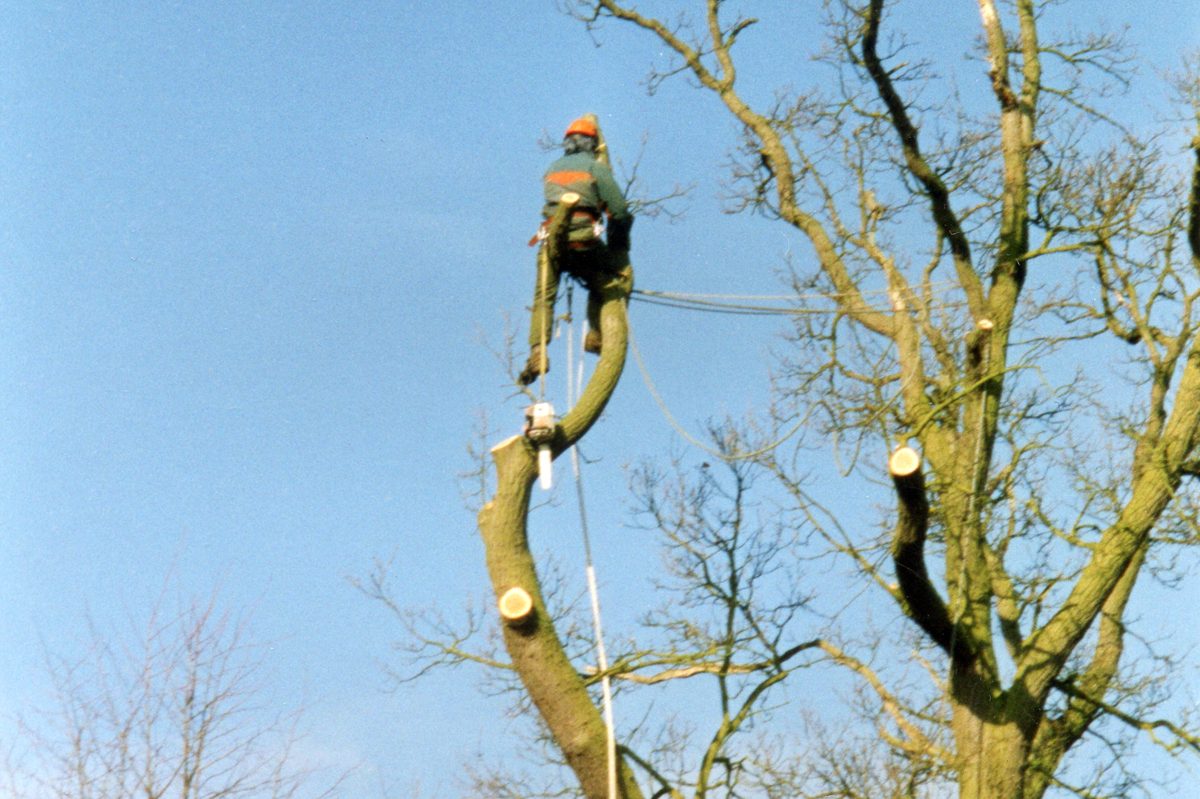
519, 117, 633, 386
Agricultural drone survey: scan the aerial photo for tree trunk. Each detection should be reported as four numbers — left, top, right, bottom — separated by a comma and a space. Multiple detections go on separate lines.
952, 708, 1029, 799
949, 658, 1045, 799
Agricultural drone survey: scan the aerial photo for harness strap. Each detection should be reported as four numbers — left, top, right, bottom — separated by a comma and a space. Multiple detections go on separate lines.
528, 208, 605, 247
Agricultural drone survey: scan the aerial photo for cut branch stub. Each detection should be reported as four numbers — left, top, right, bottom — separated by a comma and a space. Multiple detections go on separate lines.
889, 446, 961, 660
889, 445, 922, 478
889, 445, 928, 521
967, 317, 995, 374
498, 586, 535, 625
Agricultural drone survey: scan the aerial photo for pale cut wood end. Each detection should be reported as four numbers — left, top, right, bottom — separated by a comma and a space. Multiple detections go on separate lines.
490, 435, 521, 454
560, 191, 581, 205
498, 586, 534, 623
889, 446, 922, 477
977, 318, 994, 331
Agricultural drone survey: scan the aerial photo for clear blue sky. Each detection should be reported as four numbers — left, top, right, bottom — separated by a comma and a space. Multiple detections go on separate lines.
2, 2, 1197, 796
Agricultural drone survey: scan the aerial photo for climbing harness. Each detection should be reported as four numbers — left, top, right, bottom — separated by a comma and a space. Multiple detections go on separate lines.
528, 213, 605, 247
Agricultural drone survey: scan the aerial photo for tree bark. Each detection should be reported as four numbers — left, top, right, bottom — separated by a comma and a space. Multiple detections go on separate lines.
951, 707, 1029, 799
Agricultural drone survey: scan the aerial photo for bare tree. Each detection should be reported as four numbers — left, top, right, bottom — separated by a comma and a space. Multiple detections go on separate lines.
8, 590, 343, 799
551, 1, 1200, 798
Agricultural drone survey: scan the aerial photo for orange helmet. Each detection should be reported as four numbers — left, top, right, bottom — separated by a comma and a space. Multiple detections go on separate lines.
564, 117, 598, 138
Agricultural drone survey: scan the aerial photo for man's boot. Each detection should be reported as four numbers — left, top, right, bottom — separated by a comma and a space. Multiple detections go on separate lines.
519, 344, 549, 385
583, 329, 602, 354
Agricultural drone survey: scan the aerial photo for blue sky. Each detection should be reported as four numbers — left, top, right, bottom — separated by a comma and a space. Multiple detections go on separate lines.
2, 2, 1198, 796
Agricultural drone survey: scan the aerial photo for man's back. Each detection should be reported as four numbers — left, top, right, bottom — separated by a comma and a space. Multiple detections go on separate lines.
543, 152, 631, 245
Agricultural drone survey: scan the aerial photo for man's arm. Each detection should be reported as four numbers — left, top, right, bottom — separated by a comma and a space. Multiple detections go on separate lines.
592, 162, 633, 250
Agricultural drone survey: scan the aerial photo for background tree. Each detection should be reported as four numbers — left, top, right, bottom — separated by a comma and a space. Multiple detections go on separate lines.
554, 1, 1200, 798
7, 590, 343, 799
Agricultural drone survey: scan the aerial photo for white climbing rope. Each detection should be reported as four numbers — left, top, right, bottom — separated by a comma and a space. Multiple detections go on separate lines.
565, 292, 618, 799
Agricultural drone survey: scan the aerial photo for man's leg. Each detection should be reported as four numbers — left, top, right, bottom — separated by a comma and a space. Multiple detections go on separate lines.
520, 245, 561, 385
583, 247, 632, 355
